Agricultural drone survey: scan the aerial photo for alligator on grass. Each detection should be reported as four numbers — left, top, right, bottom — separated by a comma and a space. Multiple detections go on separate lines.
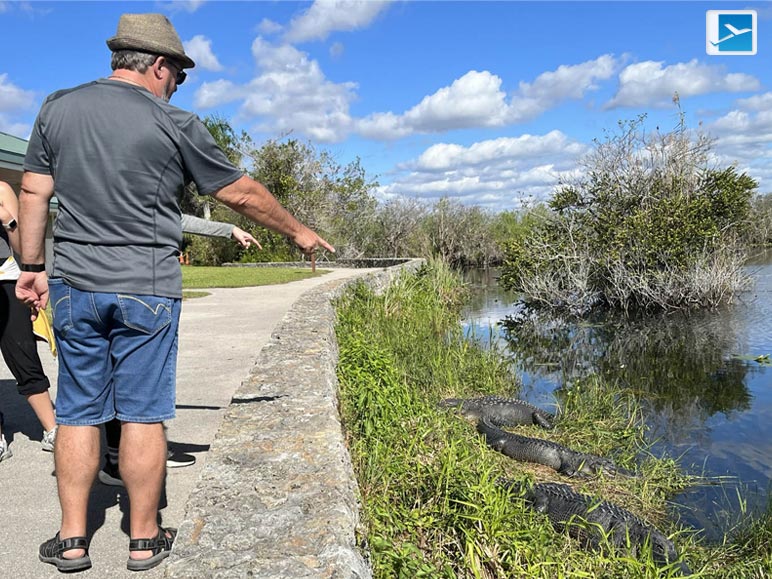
498, 479, 691, 575
477, 417, 635, 478
439, 395, 555, 429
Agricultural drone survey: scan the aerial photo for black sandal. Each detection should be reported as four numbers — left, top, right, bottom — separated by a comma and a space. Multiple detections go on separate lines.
39, 532, 92, 572
127, 526, 177, 571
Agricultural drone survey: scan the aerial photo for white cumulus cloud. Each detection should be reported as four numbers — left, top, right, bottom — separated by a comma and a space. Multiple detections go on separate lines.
194, 38, 357, 142
413, 131, 587, 172
0, 73, 35, 112
376, 131, 589, 209
510, 54, 617, 121
194, 79, 243, 108
735, 92, 772, 111
258, 18, 283, 36
183, 35, 223, 71
0, 114, 30, 138
607, 59, 760, 109
284, 0, 391, 43
706, 94, 772, 193
163, 0, 206, 13
358, 55, 618, 140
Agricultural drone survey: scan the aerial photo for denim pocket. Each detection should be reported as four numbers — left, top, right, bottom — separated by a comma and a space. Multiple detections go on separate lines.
48, 278, 73, 337
117, 294, 173, 335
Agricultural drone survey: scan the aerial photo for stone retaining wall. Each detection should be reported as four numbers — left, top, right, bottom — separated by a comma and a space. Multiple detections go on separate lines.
223, 258, 414, 269
166, 259, 424, 578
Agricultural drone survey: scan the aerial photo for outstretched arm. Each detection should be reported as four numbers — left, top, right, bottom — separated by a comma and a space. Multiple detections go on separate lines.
181, 213, 233, 238
181, 213, 262, 249
212, 175, 334, 255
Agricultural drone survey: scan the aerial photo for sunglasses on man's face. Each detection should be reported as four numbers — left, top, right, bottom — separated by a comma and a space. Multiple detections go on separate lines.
165, 59, 187, 85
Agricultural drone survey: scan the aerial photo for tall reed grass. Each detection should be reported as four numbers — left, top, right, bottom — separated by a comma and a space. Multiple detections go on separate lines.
335, 259, 770, 578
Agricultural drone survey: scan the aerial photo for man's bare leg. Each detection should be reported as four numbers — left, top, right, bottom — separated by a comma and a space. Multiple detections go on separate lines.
120, 421, 167, 560
56, 424, 100, 558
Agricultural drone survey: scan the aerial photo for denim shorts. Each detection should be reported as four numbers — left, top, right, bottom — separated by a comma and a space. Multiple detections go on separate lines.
49, 278, 181, 426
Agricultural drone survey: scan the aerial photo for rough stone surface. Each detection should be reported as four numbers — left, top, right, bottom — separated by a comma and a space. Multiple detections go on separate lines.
223, 258, 413, 269
166, 259, 424, 579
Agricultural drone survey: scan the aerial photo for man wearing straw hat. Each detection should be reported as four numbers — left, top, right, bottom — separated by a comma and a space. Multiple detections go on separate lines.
16, 13, 334, 573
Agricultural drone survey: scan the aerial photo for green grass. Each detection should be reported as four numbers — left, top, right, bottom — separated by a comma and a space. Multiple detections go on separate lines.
182, 290, 211, 300
181, 265, 326, 289
334, 259, 770, 578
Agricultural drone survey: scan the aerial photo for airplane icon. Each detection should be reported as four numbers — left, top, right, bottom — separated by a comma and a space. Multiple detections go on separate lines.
711, 23, 752, 46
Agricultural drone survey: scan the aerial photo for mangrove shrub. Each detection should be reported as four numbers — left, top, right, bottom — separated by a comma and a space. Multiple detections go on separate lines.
500, 114, 758, 313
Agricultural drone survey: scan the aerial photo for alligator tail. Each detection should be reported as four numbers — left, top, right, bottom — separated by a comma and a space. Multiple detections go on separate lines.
534, 412, 555, 430
476, 416, 503, 443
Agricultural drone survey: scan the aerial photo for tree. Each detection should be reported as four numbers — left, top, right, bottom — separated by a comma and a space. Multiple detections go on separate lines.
374, 198, 429, 258
423, 198, 501, 267
500, 113, 758, 313
184, 118, 380, 264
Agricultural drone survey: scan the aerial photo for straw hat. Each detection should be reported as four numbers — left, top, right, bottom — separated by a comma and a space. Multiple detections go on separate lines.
106, 13, 195, 69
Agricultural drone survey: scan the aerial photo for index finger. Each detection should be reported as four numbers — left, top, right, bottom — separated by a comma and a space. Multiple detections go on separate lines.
318, 239, 335, 253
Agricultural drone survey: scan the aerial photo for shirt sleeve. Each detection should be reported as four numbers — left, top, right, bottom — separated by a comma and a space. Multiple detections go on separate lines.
177, 118, 243, 196
23, 109, 53, 175
181, 214, 233, 238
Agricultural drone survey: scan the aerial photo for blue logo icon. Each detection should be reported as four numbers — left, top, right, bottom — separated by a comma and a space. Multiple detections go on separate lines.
706, 10, 757, 55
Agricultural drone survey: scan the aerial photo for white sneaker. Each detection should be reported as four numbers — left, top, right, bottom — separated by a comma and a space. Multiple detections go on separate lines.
0, 434, 12, 463
41, 425, 58, 452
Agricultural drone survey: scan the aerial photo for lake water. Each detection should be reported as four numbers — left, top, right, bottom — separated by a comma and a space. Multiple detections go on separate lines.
460, 254, 772, 543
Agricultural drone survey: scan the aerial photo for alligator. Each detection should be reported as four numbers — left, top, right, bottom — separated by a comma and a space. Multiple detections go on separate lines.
439, 395, 555, 429
477, 417, 635, 477
498, 479, 691, 575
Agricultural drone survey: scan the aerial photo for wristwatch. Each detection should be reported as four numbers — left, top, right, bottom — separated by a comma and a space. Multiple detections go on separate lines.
20, 263, 46, 273
3, 218, 17, 231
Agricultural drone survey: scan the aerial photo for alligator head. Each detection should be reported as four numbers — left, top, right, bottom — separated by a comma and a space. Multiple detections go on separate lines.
578, 456, 636, 478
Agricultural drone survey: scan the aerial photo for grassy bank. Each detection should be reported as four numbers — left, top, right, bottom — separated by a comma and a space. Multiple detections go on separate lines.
180, 265, 325, 298
181, 265, 325, 289
334, 260, 771, 578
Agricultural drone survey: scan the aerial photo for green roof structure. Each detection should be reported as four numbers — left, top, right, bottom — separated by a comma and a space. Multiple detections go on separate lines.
0, 131, 28, 190
0, 131, 58, 210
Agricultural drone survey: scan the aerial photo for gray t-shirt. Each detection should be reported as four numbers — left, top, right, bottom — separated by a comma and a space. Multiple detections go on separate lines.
24, 78, 243, 298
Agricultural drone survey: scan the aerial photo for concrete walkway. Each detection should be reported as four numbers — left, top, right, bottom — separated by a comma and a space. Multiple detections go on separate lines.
0, 267, 378, 578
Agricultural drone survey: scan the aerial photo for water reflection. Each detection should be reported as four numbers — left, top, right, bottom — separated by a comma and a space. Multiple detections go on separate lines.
500, 308, 755, 439
461, 262, 772, 542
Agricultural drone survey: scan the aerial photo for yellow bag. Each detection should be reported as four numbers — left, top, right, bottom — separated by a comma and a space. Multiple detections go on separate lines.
32, 309, 57, 358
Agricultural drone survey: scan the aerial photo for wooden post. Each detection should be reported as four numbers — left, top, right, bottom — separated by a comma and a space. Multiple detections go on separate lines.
311, 252, 316, 273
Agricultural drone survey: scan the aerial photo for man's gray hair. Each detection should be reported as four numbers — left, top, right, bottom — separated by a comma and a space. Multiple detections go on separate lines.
111, 50, 157, 72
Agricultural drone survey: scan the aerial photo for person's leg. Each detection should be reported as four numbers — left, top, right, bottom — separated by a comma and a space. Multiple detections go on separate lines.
0, 410, 10, 463
54, 424, 100, 558
111, 293, 181, 565
98, 418, 125, 485
27, 392, 56, 432
40, 279, 113, 568
0, 281, 56, 436
120, 421, 167, 559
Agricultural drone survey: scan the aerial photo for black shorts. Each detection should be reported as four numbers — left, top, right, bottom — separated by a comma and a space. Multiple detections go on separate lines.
0, 281, 50, 396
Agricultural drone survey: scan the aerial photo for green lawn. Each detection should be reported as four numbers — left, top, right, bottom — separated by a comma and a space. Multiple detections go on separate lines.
181, 266, 327, 289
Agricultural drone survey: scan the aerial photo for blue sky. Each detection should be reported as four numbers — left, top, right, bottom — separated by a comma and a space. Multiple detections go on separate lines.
1, 0, 771, 210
